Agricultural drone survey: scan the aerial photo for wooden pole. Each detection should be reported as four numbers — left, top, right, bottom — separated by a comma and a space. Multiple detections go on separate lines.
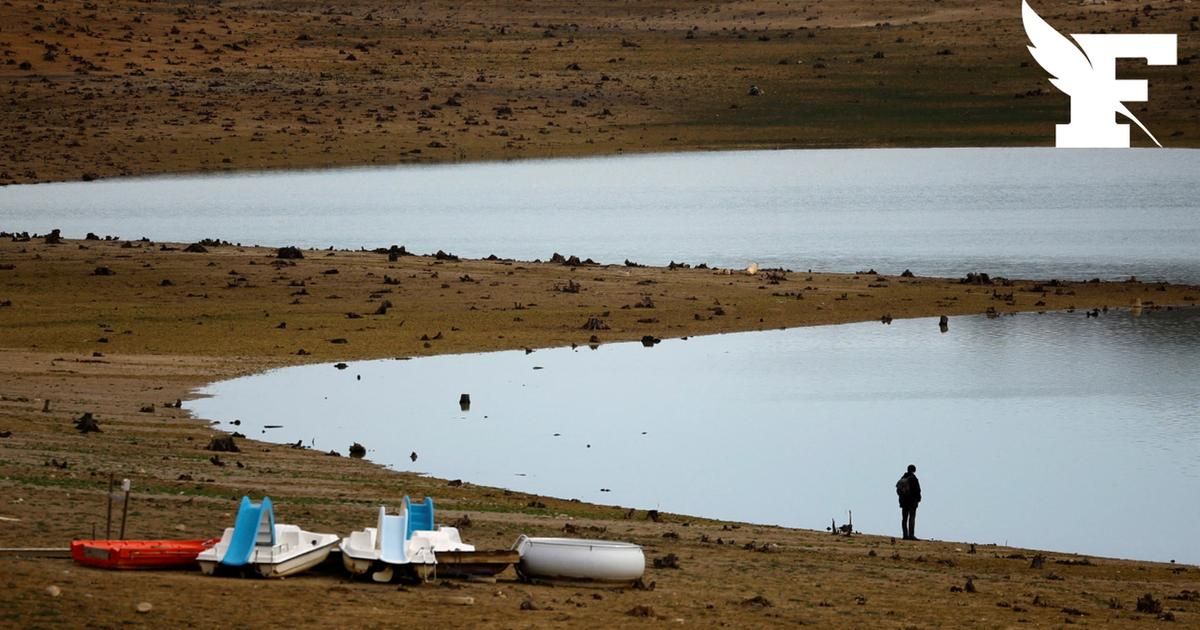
118, 479, 131, 540
105, 474, 114, 539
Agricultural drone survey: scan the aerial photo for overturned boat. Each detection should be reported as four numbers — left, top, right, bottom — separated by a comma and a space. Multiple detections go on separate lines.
515, 535, 645, 585
71, 538, 217, 570
196, 496, 339, 578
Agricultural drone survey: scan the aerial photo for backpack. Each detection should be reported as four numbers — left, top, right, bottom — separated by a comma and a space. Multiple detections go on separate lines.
896, 476, 912, 498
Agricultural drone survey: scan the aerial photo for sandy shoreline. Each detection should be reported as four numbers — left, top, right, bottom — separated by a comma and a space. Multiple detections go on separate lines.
4, 235, 1195, 360
1, 235, 1198, 626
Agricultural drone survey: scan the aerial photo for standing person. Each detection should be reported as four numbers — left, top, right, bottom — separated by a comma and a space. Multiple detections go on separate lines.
896, 464, 922, 540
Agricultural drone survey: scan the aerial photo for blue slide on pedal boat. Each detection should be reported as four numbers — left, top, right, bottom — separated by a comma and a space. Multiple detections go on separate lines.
339, 505, 436, 582
196, 496, 339, 578
340, 496, 473, 582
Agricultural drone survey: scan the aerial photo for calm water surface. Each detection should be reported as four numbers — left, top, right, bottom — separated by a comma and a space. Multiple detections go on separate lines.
4, 148, 1200, 282
189, 308, 1200, 564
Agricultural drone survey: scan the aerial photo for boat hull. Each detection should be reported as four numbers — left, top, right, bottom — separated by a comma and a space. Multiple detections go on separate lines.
341, 552, 375, 576
514, 536, 644, 584
254, 541, 337, 578
340, 547, 437, 583
70, 539, 216, 570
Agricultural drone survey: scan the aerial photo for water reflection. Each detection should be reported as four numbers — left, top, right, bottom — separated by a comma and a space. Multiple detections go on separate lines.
189, 308, 1200, 563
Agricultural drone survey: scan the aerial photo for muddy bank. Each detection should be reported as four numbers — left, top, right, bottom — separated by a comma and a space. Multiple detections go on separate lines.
0, 236, 1197, 627
2, 236, 1193, 361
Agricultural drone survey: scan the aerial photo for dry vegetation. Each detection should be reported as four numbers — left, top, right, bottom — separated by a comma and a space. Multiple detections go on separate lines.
1, 0, 1198, 185
1, 236, 1198, 627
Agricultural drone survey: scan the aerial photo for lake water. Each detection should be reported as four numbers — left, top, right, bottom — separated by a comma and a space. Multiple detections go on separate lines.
188, 308, 1200, 564
3, 148, 1200, 283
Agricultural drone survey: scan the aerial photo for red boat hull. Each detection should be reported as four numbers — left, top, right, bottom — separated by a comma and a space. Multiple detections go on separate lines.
71, 539, 217, 570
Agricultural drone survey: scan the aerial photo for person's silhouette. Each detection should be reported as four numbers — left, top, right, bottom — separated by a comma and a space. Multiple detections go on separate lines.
896, 464, 922, 540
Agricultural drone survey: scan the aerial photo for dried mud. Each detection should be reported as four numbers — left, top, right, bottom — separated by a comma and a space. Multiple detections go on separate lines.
1, 236, 1198, 627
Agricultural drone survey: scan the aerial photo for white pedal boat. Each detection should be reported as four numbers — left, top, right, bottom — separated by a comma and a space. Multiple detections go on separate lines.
514, 535, 645, 584
340, 506, 437, 581
197, 496, 339, 578
340, 497, 474, 582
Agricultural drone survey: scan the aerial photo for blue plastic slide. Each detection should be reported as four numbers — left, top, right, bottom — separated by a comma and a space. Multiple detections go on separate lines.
221, 496, 275, 567
378, 508, 409, 565
403, 496, 434, 539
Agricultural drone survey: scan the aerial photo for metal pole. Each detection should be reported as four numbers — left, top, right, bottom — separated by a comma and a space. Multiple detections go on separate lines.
105, 474, 114, 539
118, 479, 131, 540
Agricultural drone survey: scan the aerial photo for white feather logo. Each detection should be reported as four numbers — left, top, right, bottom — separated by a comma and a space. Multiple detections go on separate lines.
1022, 0, 1165, 147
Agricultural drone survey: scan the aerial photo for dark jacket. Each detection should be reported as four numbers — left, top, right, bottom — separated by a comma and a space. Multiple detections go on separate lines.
897, 472, 921, 508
